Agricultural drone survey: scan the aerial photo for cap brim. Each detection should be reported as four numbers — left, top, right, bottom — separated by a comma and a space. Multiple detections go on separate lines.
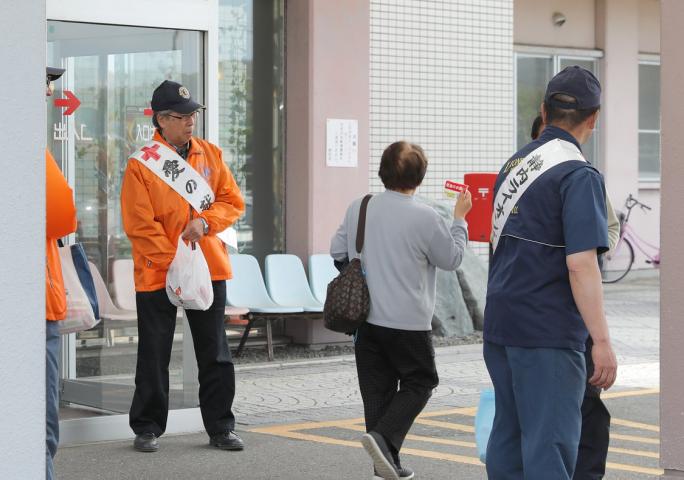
46, 67, 65, 81
170, 100, 206, 114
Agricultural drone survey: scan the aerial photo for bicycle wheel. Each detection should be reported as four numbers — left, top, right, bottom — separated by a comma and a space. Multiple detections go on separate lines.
601, 238, 634, 284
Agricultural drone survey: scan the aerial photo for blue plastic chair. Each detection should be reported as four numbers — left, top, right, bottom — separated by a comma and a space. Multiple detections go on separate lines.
226, 254, 303, 314
264, 254, 324, 312
226, 254, 303, 359
308, 254, 339, 304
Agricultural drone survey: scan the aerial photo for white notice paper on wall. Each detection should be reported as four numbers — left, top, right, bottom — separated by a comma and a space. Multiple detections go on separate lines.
326, 119, 358, 167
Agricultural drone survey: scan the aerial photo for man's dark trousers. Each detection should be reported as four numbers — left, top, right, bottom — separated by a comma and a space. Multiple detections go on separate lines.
129, 281, 236, 437
574, 338, 611, 480
354, 322, 439, 458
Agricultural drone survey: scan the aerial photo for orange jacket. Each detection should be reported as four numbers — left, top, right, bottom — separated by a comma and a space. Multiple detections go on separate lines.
121, 132, 245, 292
46, 150, 78, 321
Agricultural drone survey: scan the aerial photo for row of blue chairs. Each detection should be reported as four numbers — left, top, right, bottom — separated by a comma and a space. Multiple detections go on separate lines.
226, 254, 340, 360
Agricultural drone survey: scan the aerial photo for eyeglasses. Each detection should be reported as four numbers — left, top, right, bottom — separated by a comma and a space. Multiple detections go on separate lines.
165, 112, 198, 121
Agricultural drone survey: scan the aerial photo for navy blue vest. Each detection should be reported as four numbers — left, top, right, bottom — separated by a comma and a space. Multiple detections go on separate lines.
484, 126, 608, 351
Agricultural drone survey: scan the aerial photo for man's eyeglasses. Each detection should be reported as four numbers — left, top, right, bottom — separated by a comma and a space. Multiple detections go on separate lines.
165, 112, 198, 122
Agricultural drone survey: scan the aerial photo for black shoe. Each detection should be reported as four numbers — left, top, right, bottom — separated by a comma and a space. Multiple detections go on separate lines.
210, 431, 244, 451
373, 466, 414, 479
373, 464, 414, 480
361, 432, 399, 480
133, 432, 159, 452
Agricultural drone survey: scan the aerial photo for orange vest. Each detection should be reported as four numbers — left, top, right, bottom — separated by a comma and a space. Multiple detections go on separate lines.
120, 132, 245, 292
46, 150, 78, 321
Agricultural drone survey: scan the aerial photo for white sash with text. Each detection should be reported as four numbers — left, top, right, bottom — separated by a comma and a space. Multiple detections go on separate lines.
130, 141, 214, 214
491, 139, 586, 253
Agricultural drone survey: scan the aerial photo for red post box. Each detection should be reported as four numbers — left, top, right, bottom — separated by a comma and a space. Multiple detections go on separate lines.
464, 172, 498, 243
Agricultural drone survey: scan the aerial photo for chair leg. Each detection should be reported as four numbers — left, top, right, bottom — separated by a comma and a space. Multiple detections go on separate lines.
266, 318, 274, 361
235, 316, 254, 358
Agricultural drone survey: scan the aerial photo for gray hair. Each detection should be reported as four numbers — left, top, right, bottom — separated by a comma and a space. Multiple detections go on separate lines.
152, 110, 174, 130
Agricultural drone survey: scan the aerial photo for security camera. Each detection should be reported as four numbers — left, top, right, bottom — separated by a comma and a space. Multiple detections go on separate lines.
552, 12, 566, 27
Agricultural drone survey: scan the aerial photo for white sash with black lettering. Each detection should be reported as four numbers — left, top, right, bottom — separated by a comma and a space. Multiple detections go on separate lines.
491, 138, 586, 253
130, 140, 214, 214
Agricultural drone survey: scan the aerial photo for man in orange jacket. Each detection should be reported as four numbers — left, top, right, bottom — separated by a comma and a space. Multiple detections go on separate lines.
45, 66, 78, 480
121, 80, 245, 452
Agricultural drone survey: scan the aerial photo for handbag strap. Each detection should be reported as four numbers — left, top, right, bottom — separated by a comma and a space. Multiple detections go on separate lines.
355, 194, 373, 254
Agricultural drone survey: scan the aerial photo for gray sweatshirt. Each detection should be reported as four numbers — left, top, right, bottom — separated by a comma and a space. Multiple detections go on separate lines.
330, 190, 468, 331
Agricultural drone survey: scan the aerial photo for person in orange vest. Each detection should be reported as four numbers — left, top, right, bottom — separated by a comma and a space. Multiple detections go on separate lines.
45, 66, 78, 480
121, 80, 245, 453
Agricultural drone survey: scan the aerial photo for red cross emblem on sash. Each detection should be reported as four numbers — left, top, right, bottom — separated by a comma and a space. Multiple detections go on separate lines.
141, 144, 161, 161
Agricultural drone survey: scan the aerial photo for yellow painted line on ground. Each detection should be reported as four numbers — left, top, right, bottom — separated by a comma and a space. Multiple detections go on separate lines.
611, 433, 660, 445
602, 388, 660, 399
250, 426, 484, 467
400, 446, 483, 466
339, 423, 660, 461
251, 427, 364, 447
250, 389, 663, 477
609, 446, 660, 459
252, 426, 661, 475
419, 406, 478, 418
338, 423, 478, 449
612, 417, 660, 432
413, 418, 475, 433
606, 461, 663, 476
250, 417, 364, 434
252, 422, 661, 476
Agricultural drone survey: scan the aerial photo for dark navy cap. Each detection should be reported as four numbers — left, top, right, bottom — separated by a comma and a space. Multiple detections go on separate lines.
151, 80, 205, 114
544, 66, 601, 110
46, 67, 65, 81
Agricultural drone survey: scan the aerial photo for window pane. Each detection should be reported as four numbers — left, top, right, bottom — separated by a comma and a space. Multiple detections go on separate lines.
218, 0, 285, 259
558, 58, 600, 165
559, 58, 596, 74
639, 64, 660, 131
516, 56, 553, 149
639, 131, 660, 180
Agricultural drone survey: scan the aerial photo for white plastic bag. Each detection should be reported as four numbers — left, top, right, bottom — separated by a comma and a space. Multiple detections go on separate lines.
166, 235, 214, 310
58, 243, 100, 335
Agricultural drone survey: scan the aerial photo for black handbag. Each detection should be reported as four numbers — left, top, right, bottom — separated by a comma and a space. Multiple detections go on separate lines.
324, 194, 372, 333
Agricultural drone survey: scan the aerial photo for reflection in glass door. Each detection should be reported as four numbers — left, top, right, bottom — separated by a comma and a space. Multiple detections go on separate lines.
47, 21, 203, 416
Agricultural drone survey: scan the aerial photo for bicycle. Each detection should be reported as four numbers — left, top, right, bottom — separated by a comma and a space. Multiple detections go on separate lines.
600, 194, 660, 284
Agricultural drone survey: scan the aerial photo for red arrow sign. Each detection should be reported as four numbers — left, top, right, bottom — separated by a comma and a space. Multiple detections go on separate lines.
54, 90, 81, 116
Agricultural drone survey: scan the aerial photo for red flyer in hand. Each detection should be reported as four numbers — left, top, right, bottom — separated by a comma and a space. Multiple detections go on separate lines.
444, 180, 468, 198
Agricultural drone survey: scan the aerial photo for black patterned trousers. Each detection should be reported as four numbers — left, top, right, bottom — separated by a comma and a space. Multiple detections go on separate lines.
354, 322, 439, 456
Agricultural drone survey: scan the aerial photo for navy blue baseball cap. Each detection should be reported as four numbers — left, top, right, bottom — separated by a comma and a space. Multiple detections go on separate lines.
151, 80, 205, 114
544, 65, 601, 110
46, 67, 65, 81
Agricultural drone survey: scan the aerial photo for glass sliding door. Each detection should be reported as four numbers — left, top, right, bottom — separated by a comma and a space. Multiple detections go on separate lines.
47, 21, 203, 416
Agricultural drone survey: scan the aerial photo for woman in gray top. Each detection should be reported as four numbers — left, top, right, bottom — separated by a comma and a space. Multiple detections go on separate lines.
330, 141, 471, 480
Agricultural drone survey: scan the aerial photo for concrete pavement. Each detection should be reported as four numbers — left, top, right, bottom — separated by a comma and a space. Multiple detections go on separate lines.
54, 274, 661, 479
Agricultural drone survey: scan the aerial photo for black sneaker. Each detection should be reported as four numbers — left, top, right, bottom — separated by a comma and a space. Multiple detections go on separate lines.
373, 466, 415, 479
361, 432, 399, 480
133, 432, 159, 452
209, 431, 244, 451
